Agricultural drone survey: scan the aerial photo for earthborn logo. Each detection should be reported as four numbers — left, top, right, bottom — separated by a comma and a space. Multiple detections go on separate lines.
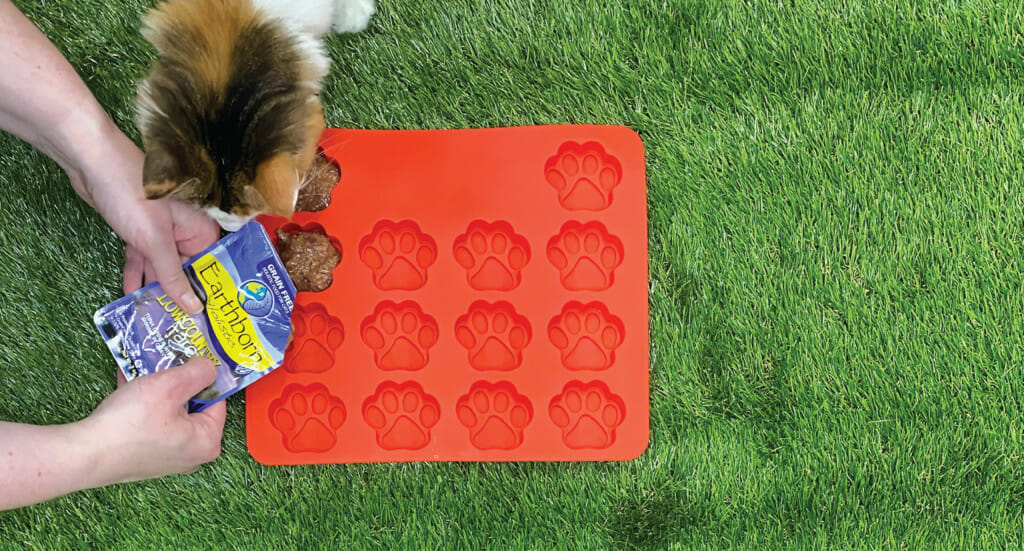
194, 255, 275, 374
238, 280, 274, 318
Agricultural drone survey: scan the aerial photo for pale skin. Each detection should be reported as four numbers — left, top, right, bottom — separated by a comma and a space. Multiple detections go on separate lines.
0, 1, 226, 510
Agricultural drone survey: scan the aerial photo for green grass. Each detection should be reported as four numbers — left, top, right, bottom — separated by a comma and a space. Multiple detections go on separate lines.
2, 0, 1024, 548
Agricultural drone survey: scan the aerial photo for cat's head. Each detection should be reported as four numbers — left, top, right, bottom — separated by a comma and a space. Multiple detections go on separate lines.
136, 0, 329, 231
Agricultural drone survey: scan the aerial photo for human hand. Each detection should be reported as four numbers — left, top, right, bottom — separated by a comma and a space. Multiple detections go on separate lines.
120, 198, 220, 311
81, 358, 226, 485
0, 358, 226, 510
0, 0, 219, 313
64, 125, 219, 314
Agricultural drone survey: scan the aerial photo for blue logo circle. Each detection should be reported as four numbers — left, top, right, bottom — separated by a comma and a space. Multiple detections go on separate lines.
238, 280, 274, 318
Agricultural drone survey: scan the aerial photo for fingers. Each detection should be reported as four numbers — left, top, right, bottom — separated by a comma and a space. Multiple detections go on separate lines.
169, 199, 220, 257
144, 259, 157, 289
142, 202, 209, 313
120, 199, 217, 312
192, 400, 227, 437
160, 357, 218, 404
148, 242, 204, 314
123, 245, 145, 294
125, 245, 178, 298
187, 401, 225, 464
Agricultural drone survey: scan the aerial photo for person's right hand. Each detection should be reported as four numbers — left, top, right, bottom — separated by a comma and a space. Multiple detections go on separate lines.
81, 358, 226, 485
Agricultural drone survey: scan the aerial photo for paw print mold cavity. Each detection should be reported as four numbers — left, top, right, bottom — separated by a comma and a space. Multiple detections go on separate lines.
269, 384, 347, 453
454, 300, 531, 371
548, 302, 624, 370
453, 220, 530, 291
275, 222, 343, 293
547, 221, 624, 291
545, 141, 622, 211
362, 382, 440, 450
359, 220, 437, 290
549, 381, 625, 449
283, 303, 344, 374
361, 301, 438, 371
456, 382, 533, 450
296, 151, 340, 213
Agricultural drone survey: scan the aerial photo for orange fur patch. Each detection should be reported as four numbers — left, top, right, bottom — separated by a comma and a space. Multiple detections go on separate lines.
254, 153, 299, 218
142, 0, 256, 98
297, 98, 326, 172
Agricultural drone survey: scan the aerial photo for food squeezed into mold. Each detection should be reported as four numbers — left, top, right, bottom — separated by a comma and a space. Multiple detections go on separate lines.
275, 228, 341, 293
296, 153, 340, 212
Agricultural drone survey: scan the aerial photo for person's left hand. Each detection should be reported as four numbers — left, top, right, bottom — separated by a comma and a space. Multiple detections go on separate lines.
121, 197, 220, 307
65, 124, 219, 315
116, 198, 217, 387
0, 0, 219, 314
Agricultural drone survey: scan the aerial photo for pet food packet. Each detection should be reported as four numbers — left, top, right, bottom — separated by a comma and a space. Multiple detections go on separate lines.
94, 221, 296, 412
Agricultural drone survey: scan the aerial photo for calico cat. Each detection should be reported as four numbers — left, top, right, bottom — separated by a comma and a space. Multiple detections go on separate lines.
136, 0, 375, 231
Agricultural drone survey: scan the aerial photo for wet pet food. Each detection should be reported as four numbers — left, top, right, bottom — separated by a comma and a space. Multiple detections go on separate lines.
296, 153, 340, 212
94, 222, 297, 412
275, 228, 341, 293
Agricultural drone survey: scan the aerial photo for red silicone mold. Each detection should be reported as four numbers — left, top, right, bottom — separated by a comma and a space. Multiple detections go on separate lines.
246, 125, 648, 463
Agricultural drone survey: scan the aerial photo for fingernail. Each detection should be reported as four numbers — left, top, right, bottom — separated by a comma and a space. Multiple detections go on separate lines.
182, 293, 203, 314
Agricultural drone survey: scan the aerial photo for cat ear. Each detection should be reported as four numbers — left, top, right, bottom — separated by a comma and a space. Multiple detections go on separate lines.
142, 147, 188, 199
142, 180, 181, 199
253, 153, 298, 218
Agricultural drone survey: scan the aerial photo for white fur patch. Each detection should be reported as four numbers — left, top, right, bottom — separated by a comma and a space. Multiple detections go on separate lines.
331, 0, 376, 34
250, 0, 331, 86
252, 0, 334, 37
250, 0, 376, 36
292, 32, 331, 85
205, 207, 258, 232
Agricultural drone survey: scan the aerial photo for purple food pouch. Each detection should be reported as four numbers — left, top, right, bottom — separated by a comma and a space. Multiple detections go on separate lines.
94, 222, 296, 412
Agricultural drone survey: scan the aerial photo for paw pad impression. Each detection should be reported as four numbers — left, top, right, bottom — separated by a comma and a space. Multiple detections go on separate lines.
283, 302, 344, 374
269, 383, 347, 453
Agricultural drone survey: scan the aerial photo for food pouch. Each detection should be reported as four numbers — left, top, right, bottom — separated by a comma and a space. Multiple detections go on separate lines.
94, 221, 296, 412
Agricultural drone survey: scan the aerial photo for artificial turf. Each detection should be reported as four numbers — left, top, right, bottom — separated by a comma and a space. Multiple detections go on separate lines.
2, 0, 1024, 548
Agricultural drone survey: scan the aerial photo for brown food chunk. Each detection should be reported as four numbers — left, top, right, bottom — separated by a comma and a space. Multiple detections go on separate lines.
276, 229, 341, 293
295, 154, 340, 212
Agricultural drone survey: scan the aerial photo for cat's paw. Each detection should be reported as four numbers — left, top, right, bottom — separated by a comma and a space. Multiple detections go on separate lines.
332, 0, 375, 33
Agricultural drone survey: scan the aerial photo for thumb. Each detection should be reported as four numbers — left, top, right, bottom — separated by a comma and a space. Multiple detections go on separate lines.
148, 241, 204, 314
161, 357, 219, 404
123, 244, 145, 295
